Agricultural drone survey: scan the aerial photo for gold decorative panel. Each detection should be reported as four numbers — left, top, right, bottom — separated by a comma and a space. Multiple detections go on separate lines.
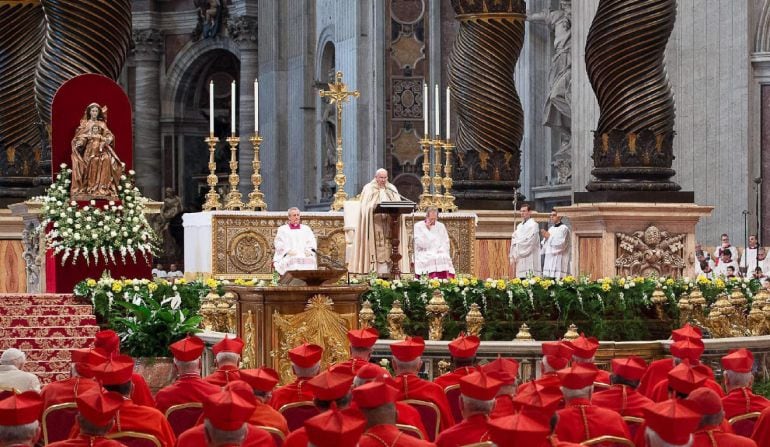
211, 211, 476, 279
272, 295, 354, 384
212, 213, 346, 279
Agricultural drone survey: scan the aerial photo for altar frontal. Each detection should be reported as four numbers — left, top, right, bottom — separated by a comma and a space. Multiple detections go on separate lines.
183, 210, 476, 278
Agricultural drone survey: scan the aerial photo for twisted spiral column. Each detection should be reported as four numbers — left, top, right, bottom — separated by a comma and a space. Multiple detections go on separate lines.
34, 0, 131, 129
584, 0, 679, 191
448, 0, 526, 205
0, 1, 45, 173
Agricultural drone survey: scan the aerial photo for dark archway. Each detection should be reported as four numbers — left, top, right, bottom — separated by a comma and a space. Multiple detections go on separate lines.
165, 48, 240, 210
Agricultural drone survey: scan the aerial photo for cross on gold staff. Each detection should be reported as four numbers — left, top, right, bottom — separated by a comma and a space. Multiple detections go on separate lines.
319, 71, 360, 211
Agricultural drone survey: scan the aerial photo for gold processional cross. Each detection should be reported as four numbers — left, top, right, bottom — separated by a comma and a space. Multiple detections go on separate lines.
319, 71, 360, 211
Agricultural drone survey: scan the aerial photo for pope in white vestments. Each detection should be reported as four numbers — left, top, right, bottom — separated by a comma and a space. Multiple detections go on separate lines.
413, 207, 455, 279
349, 169, 409, 274
509, 204, 541, 278
541, 210, 570, 278
273, 207, 317, 275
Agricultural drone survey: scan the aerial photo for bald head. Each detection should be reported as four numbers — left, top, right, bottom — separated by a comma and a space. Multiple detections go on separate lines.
375, 169, 388, 187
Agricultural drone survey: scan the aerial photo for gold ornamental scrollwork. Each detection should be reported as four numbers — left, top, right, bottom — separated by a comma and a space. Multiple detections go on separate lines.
212, 213, 347, 279
426, 289, 449, 341
271, 294, 353, 384
242, 310, 257, 369
227, 231, 270, 272
387, 300, 407, 340
615, 225, 686, 277
465, 302, 484, 336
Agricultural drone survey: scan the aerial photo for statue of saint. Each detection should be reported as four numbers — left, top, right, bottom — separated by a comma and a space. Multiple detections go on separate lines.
530, 0, 572, 184
70, 103, 124, 200
530, 0, 572, 133
321, 101, 337, 201
152, 187, 184, 262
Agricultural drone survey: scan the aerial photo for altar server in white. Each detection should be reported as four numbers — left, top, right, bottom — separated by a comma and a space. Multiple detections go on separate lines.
541, 210, 570, 278
413, 207, 455, 279
273, 207, 317, 275
509, 204, 541, 278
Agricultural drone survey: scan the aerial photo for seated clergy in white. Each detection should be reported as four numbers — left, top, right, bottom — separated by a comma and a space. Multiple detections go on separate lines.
272, 207, 317, 275
413, 207, 455, 279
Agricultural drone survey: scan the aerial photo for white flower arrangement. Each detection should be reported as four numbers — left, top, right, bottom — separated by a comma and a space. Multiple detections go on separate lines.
41, 166, 158, 266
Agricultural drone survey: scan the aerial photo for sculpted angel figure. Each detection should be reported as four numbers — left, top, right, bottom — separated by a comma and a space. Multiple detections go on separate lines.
71, 103, 124, 200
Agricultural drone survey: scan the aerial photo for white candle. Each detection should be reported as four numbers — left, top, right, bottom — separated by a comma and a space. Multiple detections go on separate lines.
446, 86, 451, 140
434, 84, 440, 138
209, 81, 214, 136
423, 82, 428, 137
231, 80, 236, 135
254, 78, 259, 134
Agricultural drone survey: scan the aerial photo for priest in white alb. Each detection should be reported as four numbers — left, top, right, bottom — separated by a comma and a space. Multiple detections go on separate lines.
349, 168, 409, 274
413, 207, 455, 279
273, 207, 317, 275
509, 204, 541, 278
541, 210, 570, 278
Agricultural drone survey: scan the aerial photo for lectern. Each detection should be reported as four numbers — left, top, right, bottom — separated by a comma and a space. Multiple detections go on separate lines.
374, 200, 416, 277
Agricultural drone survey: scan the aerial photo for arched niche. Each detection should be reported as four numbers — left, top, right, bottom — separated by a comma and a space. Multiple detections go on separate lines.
318, 40, 336, 204
162, 44, 240, 209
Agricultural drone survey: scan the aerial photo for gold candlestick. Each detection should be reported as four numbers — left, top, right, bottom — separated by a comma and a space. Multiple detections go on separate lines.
202, 135, 222, 211
223, 135, 244, 210
431, 141, 444, 208
442, 140, 458, 212
245, 133, 267, 211
417, 136, 433, 211
319, 71, 360, 211
332, 144, 347, 211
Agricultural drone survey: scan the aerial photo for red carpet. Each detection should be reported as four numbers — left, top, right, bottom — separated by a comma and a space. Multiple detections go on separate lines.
0, 294, 100, 383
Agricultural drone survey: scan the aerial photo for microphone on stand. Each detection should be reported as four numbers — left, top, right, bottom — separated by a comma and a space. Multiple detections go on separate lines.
312, 248, 350, 284
310, 248, 346, 269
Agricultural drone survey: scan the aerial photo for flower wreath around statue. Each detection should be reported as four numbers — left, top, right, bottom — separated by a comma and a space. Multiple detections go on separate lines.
41, 163, 158, 266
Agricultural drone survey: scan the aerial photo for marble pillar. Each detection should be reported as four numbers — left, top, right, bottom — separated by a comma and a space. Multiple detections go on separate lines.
448, 0, 526, 208
132, 29, 163, 200
228, 15, 259, 196
257, 0, 285, 209
570, 0, 600, 199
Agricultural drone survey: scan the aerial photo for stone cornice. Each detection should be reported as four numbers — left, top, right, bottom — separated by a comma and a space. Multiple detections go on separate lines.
227, 15, 258, 47
132, 28, 163, 59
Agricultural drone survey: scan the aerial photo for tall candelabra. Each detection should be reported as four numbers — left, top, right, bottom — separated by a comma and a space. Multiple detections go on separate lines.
417, 137, 457, 212
432, 142, 444, 207
245, 133, 267, 210
442, 140, 458, 211
202, 135, 222, 211
418, 136, 433, 210
223, 135, 244, 210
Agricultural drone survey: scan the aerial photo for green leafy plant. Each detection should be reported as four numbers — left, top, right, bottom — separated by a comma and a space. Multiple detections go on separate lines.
361, 275, 761, 341
111, 296, 202, 358
74, 275, 214, 357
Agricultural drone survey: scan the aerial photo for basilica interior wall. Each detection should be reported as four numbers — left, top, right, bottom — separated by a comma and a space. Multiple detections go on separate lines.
572, 0, 757, 246
126, 0, 767, 247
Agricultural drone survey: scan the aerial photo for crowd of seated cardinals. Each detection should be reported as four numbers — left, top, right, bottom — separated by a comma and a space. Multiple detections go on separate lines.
0, 324, 769, 446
